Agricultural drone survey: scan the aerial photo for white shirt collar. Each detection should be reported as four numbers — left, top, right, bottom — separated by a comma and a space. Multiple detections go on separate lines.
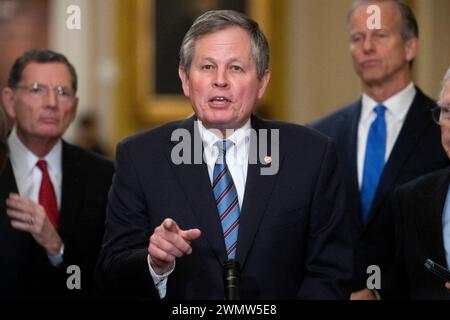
196, 119, 251, 165
8, 127, 63, 181
361, 82, 416, 122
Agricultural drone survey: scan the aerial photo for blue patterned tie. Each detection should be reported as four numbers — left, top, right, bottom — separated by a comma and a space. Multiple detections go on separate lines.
213, 140, 240, 259
361, 105, 386, 224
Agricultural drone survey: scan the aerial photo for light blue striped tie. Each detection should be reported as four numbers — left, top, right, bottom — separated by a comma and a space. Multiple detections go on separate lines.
213, 140, 240, 259
361, 105, 386, 224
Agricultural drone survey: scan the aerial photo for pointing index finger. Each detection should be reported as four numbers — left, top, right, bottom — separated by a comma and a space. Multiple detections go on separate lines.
162, 218, 179, 233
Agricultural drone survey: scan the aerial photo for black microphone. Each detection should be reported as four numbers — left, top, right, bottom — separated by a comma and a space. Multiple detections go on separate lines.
223, 259, 240, 300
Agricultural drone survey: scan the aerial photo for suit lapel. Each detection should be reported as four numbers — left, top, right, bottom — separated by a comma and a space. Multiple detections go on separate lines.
415, 169, 450, 266
0, 161, 32, 276
339, 101, 363, 228
366, 89, 433, 226
167, 117, 227, 263
236, 116, 281, 268
59, 143, 83, 235
0, 160, 18, 197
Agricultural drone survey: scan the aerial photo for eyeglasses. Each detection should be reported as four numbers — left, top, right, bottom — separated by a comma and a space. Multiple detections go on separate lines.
431, 106, 450, 125
14, 82, 75, 103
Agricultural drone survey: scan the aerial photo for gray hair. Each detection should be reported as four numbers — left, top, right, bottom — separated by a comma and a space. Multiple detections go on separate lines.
179, 10, 269, 79
347, 0, 419, 40
438, 68, 450, 107
8, 49, 78, 92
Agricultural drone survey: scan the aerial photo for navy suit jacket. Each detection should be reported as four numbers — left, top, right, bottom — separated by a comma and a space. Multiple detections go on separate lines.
0, 142, 114, 298
97, 115, 353, 299
311, 88, 450, 290
384, 168, 450, 299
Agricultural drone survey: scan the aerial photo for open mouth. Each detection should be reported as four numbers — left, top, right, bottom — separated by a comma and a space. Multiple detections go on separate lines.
210, 96, 231, 102
209, 96, 232, 106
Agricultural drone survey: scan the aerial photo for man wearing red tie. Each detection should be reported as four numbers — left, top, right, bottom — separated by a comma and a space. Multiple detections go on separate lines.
0, 49, 114, 298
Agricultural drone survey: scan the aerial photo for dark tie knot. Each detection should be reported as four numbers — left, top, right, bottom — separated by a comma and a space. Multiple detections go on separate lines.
36, 159, 48, 172
374, 105, 386, 117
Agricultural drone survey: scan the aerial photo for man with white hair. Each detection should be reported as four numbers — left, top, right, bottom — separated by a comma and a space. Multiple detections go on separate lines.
384, 67, 450, 299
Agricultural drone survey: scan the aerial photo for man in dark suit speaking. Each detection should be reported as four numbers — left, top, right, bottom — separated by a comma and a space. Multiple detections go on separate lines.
311, 0, 449, 299
0, 49, 114, 298
97, 10, 353, 299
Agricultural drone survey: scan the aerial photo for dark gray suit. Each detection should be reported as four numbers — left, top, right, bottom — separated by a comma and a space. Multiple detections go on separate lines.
384, 168, 450, 299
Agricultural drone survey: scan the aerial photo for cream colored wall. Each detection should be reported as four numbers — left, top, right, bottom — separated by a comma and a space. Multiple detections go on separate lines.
414, 0, 450, 99
92, 1, 118, 154
49, 0, 96, 140
49, 0, 118, 152
286, 0, 360, 125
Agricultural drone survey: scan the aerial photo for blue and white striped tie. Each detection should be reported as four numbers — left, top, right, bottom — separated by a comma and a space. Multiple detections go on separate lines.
213, 140, 240, 259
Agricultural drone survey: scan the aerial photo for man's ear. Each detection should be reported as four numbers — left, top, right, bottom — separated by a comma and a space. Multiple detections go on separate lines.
257, 70, 271, 99
404, 37, 418, 63
68, 97, 79, 124
178, 67, 190, 97
1, 88, 16, 119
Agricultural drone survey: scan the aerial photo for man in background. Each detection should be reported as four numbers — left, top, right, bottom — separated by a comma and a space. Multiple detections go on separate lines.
74, 113, 108, 156
311, 0, 449, 299
0, 49, 114, 298
384, 67, 450, 299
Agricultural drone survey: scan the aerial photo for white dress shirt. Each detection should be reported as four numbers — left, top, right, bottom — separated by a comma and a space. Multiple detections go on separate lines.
357, 82, 416, 188
8, 127, 64, 265
198, 119, 250, 208
148, 119, 251, 298
8, 127, 62, 209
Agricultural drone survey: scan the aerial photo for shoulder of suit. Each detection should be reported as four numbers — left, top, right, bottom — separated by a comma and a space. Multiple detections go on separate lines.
396, 167, 450, 196
63, 142, 114, 171
117, 117, 333, 153
412, 86, 438, 109
259, 119, 333, 150
309, 100, 360, 130
118, 119, 187, 149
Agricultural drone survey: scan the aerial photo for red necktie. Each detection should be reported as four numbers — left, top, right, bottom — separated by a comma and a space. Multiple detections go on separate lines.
36, 160, 59, 229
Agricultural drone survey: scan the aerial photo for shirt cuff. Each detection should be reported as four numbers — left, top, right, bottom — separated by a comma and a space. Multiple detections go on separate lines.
147, 255, 175, 299
48, 243, 64, 266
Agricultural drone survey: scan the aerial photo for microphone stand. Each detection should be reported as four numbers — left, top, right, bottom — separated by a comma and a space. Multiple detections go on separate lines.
223, 259, 240, 300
